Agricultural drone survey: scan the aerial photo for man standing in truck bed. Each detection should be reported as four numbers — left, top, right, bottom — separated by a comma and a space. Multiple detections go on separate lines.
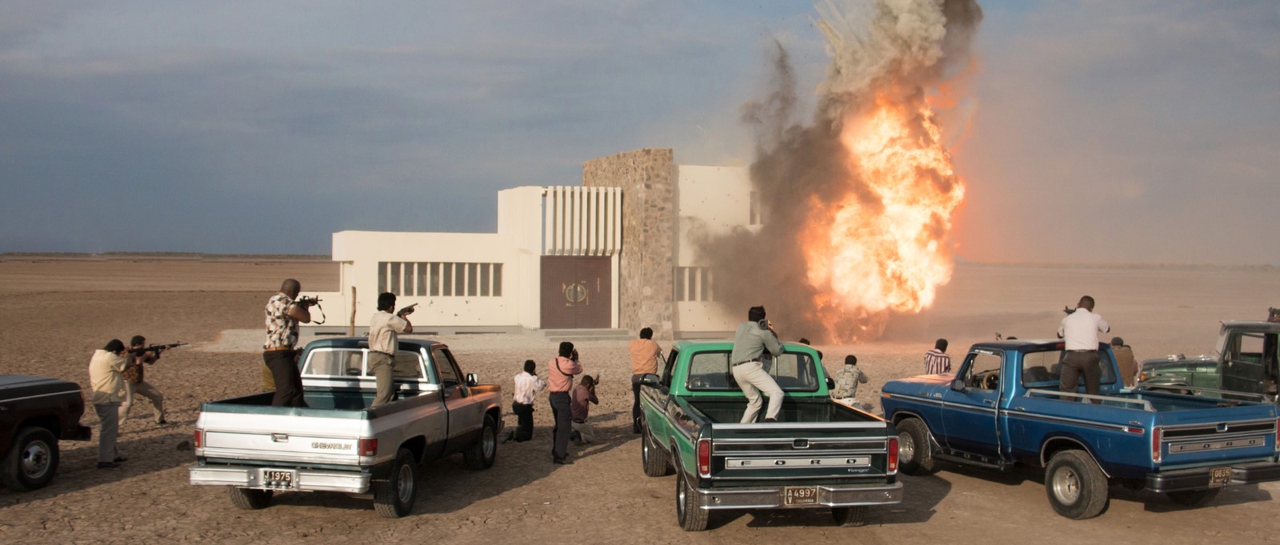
1058, 295, 1111, 397
730, 306, 785, 423
263, 278, 311, 407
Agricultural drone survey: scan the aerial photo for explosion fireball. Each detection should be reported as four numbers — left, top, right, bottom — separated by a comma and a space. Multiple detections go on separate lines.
695, 0, 982, 342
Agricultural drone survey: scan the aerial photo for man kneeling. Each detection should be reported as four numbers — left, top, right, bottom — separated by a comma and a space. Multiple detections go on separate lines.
730, 306, 785, 423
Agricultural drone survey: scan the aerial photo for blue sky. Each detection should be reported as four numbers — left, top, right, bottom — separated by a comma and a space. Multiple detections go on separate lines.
1, 1, 1277, 264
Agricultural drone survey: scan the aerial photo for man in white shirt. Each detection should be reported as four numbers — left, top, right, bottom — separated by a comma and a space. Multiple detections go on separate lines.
368, 292, 413, 408
1057, 295, 1110, 398
510, 359, 546, 442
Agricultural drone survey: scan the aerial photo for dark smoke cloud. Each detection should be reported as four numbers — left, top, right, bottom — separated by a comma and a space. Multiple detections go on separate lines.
691, 0, 983, 342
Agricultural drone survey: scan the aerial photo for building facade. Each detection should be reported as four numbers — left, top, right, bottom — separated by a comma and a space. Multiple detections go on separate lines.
314, 148, 754, 338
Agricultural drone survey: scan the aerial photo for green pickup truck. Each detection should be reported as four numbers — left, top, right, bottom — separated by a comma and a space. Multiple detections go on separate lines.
637, 341, 902, 531
1138, 321, 1279, 401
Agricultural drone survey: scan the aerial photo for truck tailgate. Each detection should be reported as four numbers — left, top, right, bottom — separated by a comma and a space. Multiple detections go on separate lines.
709, 422, 896, 480
198, 408, 373, 467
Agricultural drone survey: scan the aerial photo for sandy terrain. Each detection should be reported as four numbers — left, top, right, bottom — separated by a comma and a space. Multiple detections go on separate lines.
0, 258, 1277, 544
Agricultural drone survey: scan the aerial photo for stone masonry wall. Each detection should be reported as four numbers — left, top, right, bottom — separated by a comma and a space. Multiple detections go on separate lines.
583, 148, 676, 340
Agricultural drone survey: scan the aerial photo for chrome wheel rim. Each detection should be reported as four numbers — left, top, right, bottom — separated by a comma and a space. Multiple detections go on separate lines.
396, 463, 413, 505
1052, 466, 1081, 505
482, 426, 496, 460
20, 440, 52, 479
898, 431, 915, 464
676, 474, 687, 520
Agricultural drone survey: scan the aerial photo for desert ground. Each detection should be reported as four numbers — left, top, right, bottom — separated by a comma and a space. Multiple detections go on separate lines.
1, 257, 1277, 544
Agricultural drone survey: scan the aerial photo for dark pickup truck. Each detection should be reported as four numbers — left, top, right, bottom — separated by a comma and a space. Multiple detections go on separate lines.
639, 341, 902, 531
1, 375, 93, 491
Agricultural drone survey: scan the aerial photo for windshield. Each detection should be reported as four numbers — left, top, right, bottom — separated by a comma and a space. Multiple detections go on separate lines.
685, 350, 820, 392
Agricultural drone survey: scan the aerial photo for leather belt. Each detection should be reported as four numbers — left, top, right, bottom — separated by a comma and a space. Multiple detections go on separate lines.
264, 346, 295, 352
1066, 349, 1094, 352
733, 360, 760, 367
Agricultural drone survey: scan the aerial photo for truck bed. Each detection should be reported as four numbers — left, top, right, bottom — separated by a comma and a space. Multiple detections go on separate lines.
685, 397, 877, 424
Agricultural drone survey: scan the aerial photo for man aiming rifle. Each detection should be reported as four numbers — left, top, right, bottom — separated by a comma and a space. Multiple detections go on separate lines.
120, 336, 185, 425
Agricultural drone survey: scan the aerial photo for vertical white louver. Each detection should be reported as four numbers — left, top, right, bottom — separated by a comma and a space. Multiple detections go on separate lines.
542, 186, 622, 256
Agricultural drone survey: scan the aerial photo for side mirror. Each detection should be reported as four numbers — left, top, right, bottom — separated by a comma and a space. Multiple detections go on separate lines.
950, 379, 967, 392
640, 373, 661, 388
825, 377, 836, 390
465, 373, 479, 387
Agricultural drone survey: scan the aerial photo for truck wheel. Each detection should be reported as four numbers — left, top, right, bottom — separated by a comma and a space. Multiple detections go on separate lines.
1167, 488, 1220, 507
642, 427, 672, 477
1044, 450, 1109, 520
463, 414, 498, 470
2, 427, 59, 491
228, 487, 273, 510
675, 470, 709, 531
895, 418, 936, 476
831, 506, 868, 527
374, 448, 418, 518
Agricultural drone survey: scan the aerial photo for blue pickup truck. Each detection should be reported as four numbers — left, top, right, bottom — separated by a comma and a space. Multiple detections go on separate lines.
881, 340, 1280, 519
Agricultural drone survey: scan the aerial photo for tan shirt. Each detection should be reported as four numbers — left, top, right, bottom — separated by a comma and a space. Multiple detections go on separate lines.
547, 356, 582, 393
1113, 345, 1138, 387
88, 349, 127, 405
369, 310, 409, 355
628, 338, 661, 375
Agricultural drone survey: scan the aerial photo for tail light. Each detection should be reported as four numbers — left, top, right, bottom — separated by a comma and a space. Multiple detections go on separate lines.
358, 438, 378, 457
887, 436, 899, 474
1151, 427, 1162, 463
697, 439, 711, 477
193, 429, 204, 449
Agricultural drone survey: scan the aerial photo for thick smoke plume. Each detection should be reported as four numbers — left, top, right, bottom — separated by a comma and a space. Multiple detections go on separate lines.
692, 0, 983, 342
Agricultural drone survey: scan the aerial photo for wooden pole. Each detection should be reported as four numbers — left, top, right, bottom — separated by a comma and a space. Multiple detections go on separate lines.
348, 286, 357, 336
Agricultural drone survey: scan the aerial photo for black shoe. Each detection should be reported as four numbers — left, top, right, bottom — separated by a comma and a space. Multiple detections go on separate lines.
156, 418, 168, 425
500, 430, 514, 444
98, 462, 120, 469
113, 457, 128, 463
553, 457, 574, 465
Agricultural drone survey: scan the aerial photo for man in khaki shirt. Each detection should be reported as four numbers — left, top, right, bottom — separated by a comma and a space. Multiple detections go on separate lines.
89, 340, 130, 469
628, 328, 661, 434
368, 292, 413, 408
1111, 337, 1139, 388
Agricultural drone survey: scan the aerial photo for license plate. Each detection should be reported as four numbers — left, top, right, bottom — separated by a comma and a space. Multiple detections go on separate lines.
784, 486, 818, 506
1209, 467, 1231, 487
261, 469, 296, 489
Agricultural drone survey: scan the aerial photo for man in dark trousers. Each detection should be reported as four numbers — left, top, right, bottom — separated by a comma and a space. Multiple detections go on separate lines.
263, 278, 312, 407
1058, 295, 1111, 398
628, 327, 661, 433
547, 342, 582, 464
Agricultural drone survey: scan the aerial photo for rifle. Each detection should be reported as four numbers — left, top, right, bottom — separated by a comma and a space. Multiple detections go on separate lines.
296, 296, 326, 325
128, 342, 188, 356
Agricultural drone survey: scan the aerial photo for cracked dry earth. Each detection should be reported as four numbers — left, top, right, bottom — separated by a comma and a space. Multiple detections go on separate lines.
1, 259, 1277, 544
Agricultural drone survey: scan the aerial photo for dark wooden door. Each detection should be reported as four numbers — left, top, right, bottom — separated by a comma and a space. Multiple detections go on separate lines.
540, 256, 612, 329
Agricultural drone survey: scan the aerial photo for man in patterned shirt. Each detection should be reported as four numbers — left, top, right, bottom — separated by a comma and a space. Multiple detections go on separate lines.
263, 278, 312, 407
924, 339, 951, 375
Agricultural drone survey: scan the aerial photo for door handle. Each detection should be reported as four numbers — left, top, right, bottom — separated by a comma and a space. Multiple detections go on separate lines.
983, 400, 995, 406
931, 393, 943, 399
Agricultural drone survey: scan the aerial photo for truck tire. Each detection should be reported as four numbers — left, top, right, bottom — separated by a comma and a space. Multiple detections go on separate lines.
675, 470, 709, 531
2, 427, 59, 491
895, 418, 937, 476
1044, 450, 1109, 520
463, 414, 498, 470
1166, 488, 1220, 507
831, 506, 868, 527
374, 448, 418, 518
641, 427, 672, 477
228, 487, 273, 510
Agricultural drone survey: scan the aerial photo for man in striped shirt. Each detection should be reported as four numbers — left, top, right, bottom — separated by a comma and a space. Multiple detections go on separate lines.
924, 339, 951, 375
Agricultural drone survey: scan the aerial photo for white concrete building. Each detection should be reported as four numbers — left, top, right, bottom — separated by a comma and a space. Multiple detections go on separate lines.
314, 149, 755, 338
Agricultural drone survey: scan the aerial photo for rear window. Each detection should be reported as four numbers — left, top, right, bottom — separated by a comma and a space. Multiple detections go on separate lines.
1021, 348, 1118, 388
686, 350, 820, 392
304, 349, 364, 377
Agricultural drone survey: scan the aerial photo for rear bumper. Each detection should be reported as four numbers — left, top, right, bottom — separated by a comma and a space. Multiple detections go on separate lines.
696, 481, 903, 510
188, 464, 371, 494
1147, 461, 1280, 493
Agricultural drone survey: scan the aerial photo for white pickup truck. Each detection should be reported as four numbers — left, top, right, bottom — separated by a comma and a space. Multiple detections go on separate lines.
189, 337, 503, 518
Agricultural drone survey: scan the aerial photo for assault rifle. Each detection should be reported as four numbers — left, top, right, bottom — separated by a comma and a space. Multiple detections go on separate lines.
128, 342, 188, 356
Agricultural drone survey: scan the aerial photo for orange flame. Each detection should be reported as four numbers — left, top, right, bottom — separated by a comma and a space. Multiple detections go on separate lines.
800, 94, 965, 341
